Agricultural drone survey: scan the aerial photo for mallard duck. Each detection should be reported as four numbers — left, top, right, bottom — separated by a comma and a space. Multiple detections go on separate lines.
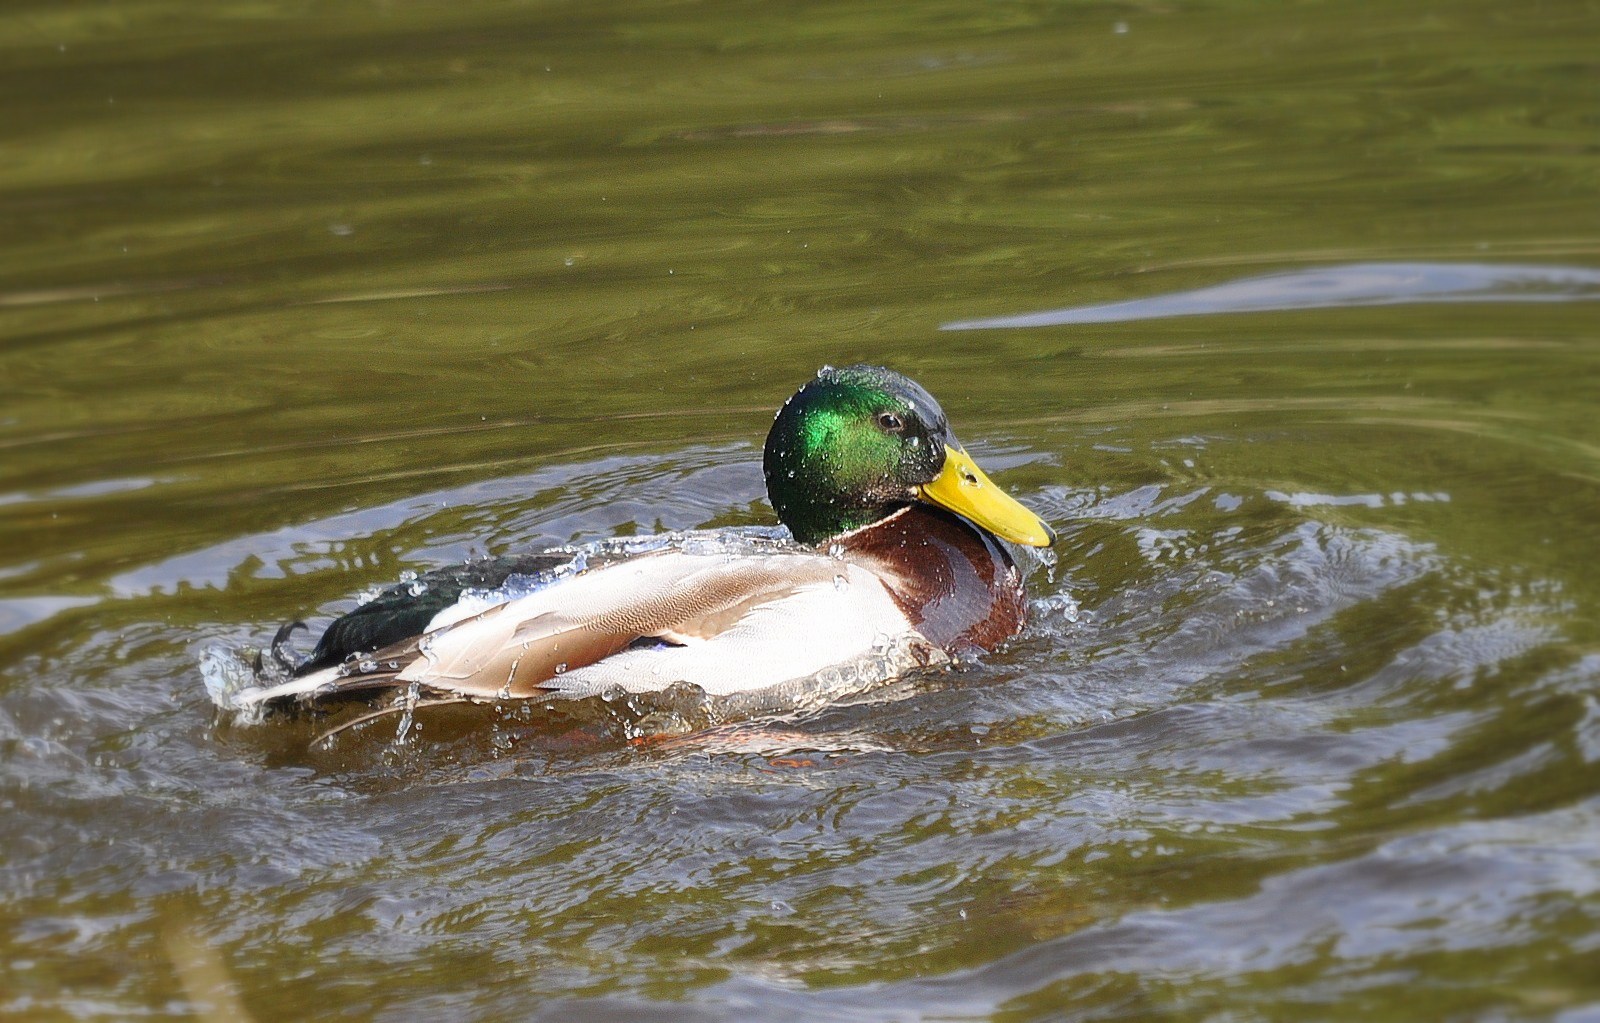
236, 365, 1055, 719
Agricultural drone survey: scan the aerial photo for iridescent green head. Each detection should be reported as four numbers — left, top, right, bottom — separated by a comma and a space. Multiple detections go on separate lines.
762, 365, 1056, 548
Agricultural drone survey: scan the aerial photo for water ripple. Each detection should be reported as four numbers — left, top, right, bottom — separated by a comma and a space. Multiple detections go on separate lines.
942, 262, 1600, 329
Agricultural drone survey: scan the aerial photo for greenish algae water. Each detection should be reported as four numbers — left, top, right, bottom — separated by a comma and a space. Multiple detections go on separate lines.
2, 1, 1599, 1019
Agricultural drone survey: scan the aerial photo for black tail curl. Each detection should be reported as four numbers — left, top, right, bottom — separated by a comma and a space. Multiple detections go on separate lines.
269, 620, 307, 674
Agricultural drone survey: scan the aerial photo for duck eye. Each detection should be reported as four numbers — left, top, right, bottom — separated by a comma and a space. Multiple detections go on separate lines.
876, 411, 905, 433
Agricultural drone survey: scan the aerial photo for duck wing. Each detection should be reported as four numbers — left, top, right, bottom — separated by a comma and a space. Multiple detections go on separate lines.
288, 552, 581, 675
235, 548, 864, 711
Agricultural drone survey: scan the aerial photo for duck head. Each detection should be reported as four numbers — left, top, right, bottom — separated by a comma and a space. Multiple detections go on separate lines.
762, 364, 1056, 548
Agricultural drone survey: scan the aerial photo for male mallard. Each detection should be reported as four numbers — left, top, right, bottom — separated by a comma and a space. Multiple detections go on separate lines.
236, 365, 1055, 718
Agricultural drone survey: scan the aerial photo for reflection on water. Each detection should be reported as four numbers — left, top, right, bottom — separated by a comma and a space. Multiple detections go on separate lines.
942, 262, 1600, 329
2, 0, 1599, 1019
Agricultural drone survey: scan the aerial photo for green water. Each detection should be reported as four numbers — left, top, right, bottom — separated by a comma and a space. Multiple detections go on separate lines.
3, 1, 1599, 1019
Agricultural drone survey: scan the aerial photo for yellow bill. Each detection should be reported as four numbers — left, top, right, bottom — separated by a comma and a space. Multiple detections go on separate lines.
919, 445, 1056, 547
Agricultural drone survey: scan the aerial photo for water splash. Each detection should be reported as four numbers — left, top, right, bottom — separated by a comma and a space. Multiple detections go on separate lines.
1031, 592, 1081, 626
426, 526, 801, 632
198, 645, 262, 718
427, 551, 590, 630
393, 681, 422, 744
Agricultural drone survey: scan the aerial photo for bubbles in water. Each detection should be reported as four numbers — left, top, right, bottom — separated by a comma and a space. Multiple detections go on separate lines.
629, 710, 695, 737
1032, 592, 1081, 625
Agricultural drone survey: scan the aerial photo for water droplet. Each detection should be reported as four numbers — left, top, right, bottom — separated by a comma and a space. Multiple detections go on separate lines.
393, 682, 421, 744
554, 662, 568, 674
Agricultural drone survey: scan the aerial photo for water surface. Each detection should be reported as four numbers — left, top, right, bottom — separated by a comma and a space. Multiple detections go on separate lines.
2, 1, 1598, 1019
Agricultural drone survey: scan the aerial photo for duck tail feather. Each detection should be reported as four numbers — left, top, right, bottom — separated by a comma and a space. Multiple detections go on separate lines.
270, 620, 308, 673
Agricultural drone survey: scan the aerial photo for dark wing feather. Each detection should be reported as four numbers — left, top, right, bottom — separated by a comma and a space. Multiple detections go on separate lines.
293, 553, 577, 675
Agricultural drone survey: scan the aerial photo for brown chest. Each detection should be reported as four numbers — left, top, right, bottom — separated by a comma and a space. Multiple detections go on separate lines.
841, 505, 1028, 652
